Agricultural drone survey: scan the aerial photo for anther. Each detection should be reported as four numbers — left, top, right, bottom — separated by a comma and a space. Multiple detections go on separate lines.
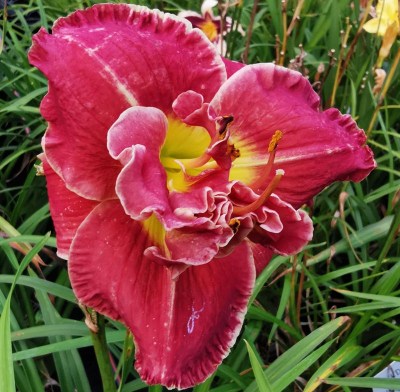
228, 143, 240, 160
253, 130, 283, 191
229, 218, 241, 234
268, 130, 283, 152
218, 115, 234, 138
233, 169, 285, 215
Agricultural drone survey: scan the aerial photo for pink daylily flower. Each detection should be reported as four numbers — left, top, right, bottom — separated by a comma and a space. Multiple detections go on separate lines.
178, 0, 222, 43
29, 4, 375, 389
178, 0, 243, 54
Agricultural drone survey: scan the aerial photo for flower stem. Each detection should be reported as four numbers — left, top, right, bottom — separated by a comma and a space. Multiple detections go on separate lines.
90, 314, 117, 392
242, 0, 259, 63
367, 46, 400, 137
279, 0, 288, 66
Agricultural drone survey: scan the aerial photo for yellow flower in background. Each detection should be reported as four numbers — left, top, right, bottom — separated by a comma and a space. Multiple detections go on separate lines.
363, 0, 399, 36
363, 0, 399, 66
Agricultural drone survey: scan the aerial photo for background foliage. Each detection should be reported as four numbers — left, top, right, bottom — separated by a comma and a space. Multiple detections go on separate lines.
0, 0, 399, 391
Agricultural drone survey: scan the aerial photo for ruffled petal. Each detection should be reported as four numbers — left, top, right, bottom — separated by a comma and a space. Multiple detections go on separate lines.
172, 91, 215, 134
40, 154, 98, 259
210, 64, 376, 207
248, 194, 314, 256
29, 4, 226, 200
107, 106, 168, 161
145, 220, 234, 274
69, 200, 255, 389
116, 145, 170, 221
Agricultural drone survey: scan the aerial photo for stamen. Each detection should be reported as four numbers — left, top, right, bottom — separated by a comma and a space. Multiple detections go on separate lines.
233, 169, 285, 215
185, 153, 212, 169
218, 115, 234, 139
268, 130, 283, 152
228, 143, 240, 160
229, 218, 241, 234
253, 130, 283, 190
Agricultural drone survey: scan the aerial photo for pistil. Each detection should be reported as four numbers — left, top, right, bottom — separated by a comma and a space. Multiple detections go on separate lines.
233, 169, 285, 215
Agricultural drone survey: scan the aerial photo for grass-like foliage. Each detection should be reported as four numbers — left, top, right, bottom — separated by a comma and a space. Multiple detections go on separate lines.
1, 0, 399, 391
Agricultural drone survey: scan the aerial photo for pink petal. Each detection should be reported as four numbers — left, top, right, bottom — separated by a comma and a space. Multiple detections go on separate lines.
145, 221, 233, 273
107, 106, 168, 161
210, 64, 376, 207
116, 144, 170, 221
29, 4, 226, 200
222, 57, 245, 78
172, 91, 215, 135
248, 242, 274, 275
40, 154, 98, 258
249, 194, 314, 256
69, 201, 255, 389
229, 182, 313, 256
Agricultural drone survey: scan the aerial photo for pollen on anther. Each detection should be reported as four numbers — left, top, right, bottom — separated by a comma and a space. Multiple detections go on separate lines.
229, 218, 241, 234
268, 130, 283, 152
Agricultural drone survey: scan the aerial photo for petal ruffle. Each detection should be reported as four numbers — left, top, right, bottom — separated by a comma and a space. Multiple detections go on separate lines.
69, 200, 255, 389
40, 154, 98, 258
172, 91, 215, 134
249, 196, 314, 256
229, 182, 314, 256
29, 4, 226, 200
116, 145, 170, 221
108, 106, 168, 162
210, 64, 376, 207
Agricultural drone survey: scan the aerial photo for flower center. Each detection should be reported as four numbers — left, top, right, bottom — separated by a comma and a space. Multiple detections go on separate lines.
160, 117, 211, 192
199, 19, 219, 42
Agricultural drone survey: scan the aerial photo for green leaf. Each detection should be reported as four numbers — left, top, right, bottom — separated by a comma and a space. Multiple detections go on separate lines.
335, 289, 400, 306
303, 215, 394, 270
13, 330, 126, 361
272, 340, 335, 392
244, 340, 274, 392
324, 377, 400, 388
0, 233, 50, 392
0, 275, 75, 302
304, 344, 362, 392
0, 295, 14, 392
245, 316, 350, 392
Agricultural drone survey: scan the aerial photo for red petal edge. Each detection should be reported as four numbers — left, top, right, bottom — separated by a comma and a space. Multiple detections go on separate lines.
40, 154, 98, 258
